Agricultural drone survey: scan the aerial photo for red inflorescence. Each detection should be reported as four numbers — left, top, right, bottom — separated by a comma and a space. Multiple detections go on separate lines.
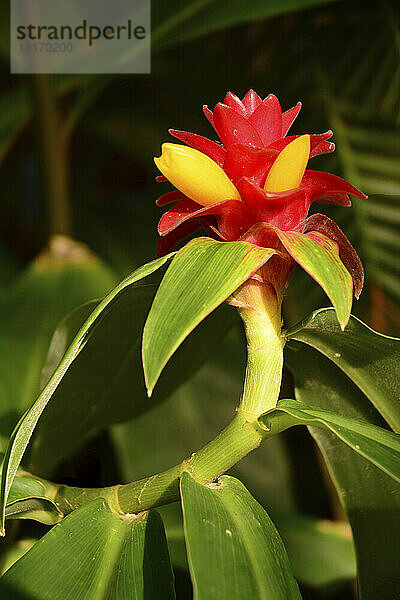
155, 90, 366, 299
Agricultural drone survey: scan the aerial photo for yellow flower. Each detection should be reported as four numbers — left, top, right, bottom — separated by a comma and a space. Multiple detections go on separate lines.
154, 143, 240, 207
264, 135, 310, 193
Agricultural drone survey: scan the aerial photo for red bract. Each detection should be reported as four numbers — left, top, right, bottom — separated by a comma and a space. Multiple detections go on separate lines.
171, 90, 335, 164
155, 90, 366, 300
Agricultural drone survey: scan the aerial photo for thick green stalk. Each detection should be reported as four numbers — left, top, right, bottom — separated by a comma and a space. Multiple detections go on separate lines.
235, 279, 285, 419
35, 279, 286, 518
53, 413, 267, 516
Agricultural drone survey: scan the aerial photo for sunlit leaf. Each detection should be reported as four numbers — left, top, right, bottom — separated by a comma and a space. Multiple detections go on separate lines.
259, 399, 400, 483
286, 307, 400, 430
276, 231, 353, 329
143, 237, 276, 394
285, 341, 400, 599
0, 499, 175, 599
181, 473, 301, 599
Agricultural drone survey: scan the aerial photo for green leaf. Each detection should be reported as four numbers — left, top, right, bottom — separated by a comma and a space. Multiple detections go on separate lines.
259, 399, 400, 483
0, 253, 173, 535
143, 237, 276, 394
29, 293, 235, 478
286, 307, 400, 430
276, 231, 353, 329
180, 472, 301, 600
285, 342, 400, 599
0, 237, 117, 430
159, 503, 356, 591
5, 475, 62, 526
38, 300, 100, 391
275, 514, 356, 590
0, 499, 176, 599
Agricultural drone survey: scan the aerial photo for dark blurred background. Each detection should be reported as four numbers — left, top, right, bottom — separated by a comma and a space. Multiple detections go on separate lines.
0, 1, 399, 597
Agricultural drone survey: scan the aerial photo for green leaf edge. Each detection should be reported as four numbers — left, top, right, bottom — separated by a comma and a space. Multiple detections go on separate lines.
180, 471, 302, 600
142, 237, 277, 395
284, 307, 400, 430
0, 253, 175, 536
284, 306, 400, 343
259, 398, 400, 483
276, 231, 353, 330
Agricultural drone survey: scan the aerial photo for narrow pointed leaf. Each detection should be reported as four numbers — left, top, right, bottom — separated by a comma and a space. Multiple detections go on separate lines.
143, 238, 276, 394
275, 230, 352, 328
259, 399, 400, 483
284, 342, 400, 599
0, 254, 174, 535
30, 294, 235, 477
0, 499, 175, 599
285, 308, 400, 431
180, 472, 301, 600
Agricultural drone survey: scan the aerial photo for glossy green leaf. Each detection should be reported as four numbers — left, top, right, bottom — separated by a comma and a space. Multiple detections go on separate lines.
0, 499, 175, 599
159, 503, 356, 591
180, 472, 301, 600
260, 399, 400, 483
143, 237, 276, 394
276, 230, 353, 329
285, 342, 400, 599
5, 474, 62, 526
0, 253, 173, 535
30, 293, 234, 478
286, 307, 400, 430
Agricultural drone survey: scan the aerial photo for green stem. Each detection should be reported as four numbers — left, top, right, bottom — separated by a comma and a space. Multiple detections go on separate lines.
50, 281, 285, 518
32, 74, 72, 237
235, 278, 285, 419
16, 278, 286, 519
52, 412, 269, 517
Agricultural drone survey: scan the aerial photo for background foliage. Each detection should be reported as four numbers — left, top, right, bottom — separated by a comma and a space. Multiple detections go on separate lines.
0, 0, 399, 598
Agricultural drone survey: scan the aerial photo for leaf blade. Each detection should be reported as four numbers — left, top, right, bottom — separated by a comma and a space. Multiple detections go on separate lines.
285, 307, 400, 431
180, 472, 301, 600
276, 231, 353, 328
0, 253, 174, 535
143, 238, 276, 394
0, 499, 175, 600
285, 341, 400, 598
259, 398, 400, 483
5, 475, 62, 526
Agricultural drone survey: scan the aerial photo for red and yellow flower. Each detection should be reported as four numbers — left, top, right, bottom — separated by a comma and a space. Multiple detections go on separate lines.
154, 90, 365, 302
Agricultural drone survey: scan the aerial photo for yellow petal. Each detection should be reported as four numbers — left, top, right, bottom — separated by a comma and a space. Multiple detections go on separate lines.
154, 143, 240, 207
264, 134, 310, 193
